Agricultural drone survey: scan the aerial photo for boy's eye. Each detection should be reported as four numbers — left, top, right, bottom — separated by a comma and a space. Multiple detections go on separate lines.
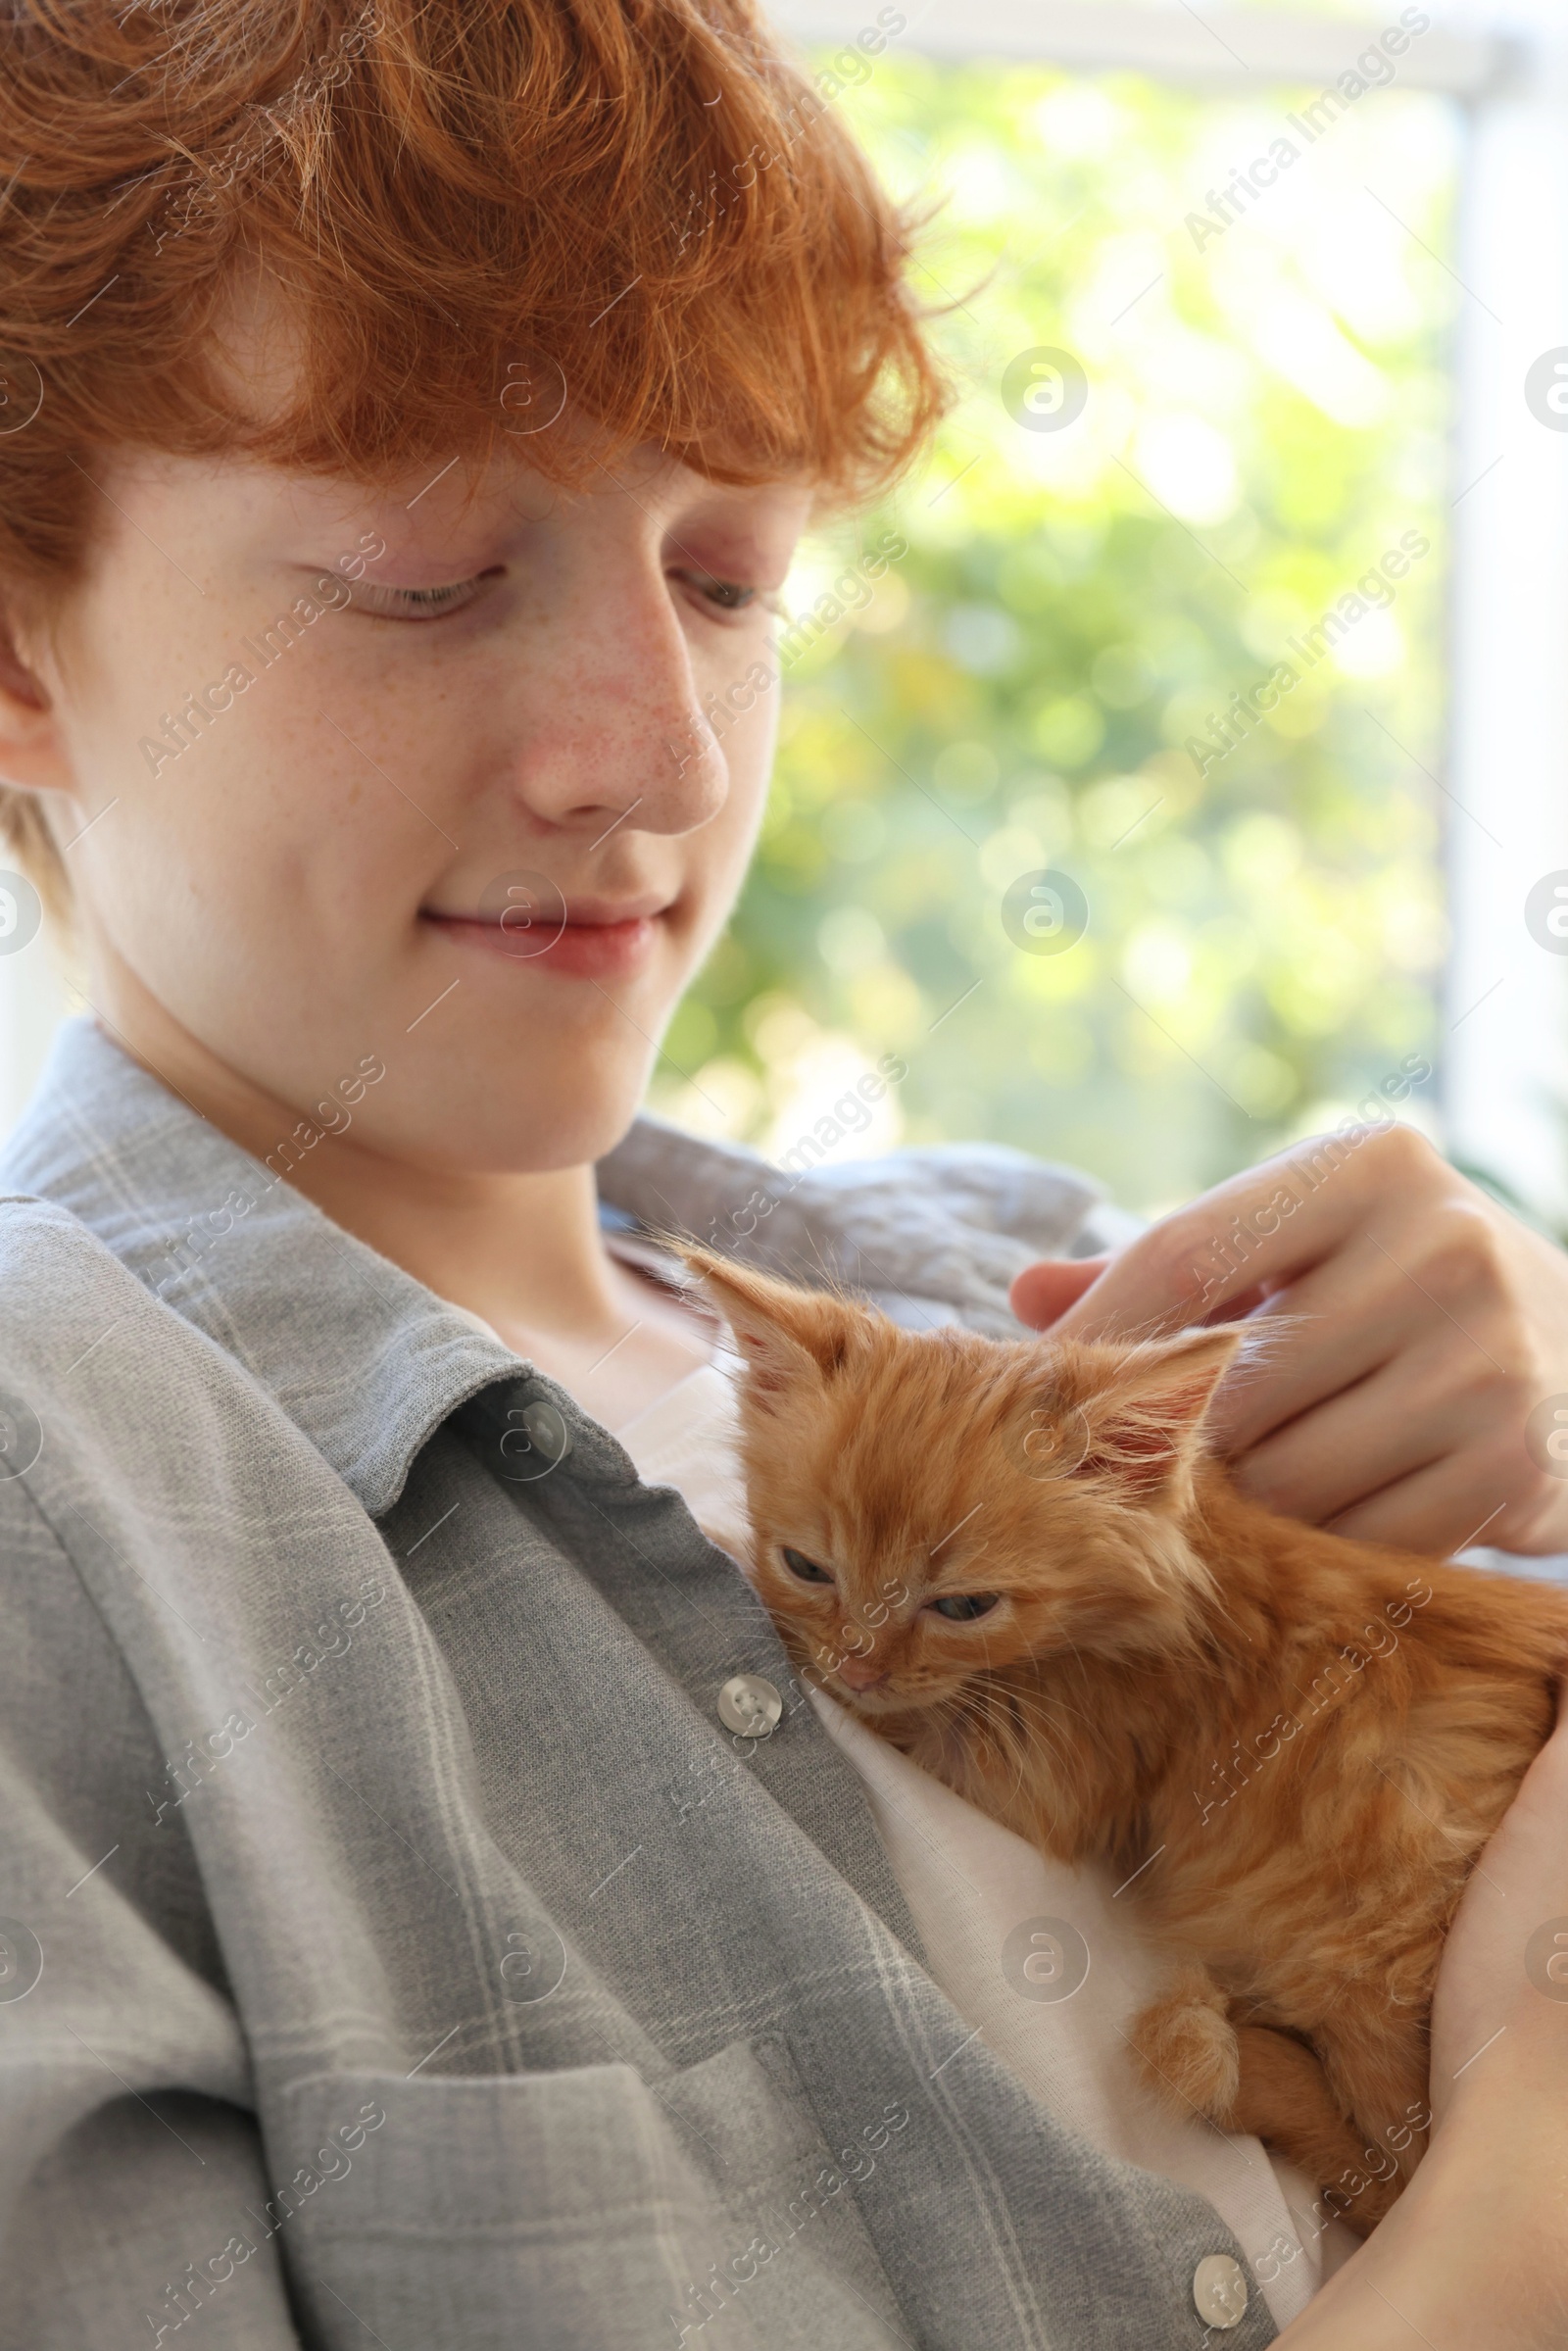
929, 1593, 1001, 1622
670, 567, 767, 614
346, 571, 499, 621
781, 1545, 834, 1586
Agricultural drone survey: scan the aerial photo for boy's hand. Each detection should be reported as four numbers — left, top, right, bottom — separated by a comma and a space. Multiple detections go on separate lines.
1009, 1124, 1568, 1557
1266, 1680, 1568, 2351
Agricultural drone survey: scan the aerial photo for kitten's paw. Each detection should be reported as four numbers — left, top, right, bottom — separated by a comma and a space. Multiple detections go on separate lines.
1128, 1972, 1239, 2122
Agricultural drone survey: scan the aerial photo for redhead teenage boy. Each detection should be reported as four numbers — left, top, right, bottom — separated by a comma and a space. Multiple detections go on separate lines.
1, 4, 1567, 2347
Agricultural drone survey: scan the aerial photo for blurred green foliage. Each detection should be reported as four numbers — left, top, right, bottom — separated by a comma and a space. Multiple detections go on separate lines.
652, 55, 1458, 1215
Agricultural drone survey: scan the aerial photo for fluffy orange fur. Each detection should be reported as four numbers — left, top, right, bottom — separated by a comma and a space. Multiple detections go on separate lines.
678, 1244, 1568, 2235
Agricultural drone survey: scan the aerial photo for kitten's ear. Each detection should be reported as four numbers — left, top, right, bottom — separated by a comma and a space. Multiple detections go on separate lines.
667, 1243, 865, 1405
1070, 1325, 1247, 1509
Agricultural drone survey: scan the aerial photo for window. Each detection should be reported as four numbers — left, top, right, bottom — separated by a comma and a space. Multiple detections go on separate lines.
652, 0, 1568, 1225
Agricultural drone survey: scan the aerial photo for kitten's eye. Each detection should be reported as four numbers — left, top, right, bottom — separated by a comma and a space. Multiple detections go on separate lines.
781, 1546, 834, 1586
930, 1593, 1001, 1622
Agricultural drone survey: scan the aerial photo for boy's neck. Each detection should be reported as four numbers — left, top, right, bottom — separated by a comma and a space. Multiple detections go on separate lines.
90, 961, 715, 1426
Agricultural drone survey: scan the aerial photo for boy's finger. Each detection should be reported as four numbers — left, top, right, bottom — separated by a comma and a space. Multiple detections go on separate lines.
1046, 1138, 1386, 1343
1009, 1256, 1108, 1329
1044, 1216, 1250, 1343
1203, 1281, 1270, 1325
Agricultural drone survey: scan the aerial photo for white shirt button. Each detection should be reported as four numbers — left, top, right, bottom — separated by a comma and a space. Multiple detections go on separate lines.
717, 1674, 783, 1739
1192, 2253, 1249, 2328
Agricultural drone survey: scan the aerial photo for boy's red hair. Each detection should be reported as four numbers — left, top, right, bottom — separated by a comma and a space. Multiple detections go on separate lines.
0, 0, 948, 903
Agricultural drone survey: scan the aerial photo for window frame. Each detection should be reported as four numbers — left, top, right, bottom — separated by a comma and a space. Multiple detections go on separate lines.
772, 0, 1568, 1220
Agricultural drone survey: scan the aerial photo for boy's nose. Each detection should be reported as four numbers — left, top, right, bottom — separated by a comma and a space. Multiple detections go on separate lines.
837, 1656, 888, 1692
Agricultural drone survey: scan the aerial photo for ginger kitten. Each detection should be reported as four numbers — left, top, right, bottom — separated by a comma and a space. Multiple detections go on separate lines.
676, 1244, 1568, 2235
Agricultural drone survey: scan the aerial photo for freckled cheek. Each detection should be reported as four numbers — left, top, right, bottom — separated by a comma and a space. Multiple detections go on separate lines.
225, 717, 431, 936
540, 693, 769, 1007
681, 698, 776, 894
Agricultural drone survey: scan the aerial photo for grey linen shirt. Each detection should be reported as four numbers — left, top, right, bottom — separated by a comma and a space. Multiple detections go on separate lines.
0, 1017, 1279, 2351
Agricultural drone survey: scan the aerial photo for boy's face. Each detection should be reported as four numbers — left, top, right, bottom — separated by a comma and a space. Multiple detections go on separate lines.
12, 436, 810, 1171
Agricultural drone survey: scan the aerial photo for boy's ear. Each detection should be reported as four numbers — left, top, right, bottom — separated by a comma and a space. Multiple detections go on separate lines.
667, 1242, 865, 1403
0, 607, 74, 797
1066, 1325, 1247, 1509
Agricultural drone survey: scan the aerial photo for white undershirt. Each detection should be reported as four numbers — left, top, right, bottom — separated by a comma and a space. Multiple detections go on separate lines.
615, 1354, 1359, 2329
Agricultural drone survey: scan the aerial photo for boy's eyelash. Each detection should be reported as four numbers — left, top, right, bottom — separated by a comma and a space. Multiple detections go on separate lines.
347, 574, 493, 621
343, 569, 774, 622
673, 568, 783, 618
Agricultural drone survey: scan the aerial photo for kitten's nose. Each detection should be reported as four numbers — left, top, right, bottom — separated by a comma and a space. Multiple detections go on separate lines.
837, 1657, 888, 1693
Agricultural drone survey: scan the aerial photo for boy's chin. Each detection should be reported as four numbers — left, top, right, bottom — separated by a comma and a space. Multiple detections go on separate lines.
394, 1054, 660, 1179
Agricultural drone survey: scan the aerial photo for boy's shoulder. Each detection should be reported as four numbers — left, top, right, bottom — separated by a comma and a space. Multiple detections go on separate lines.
0, 1185, 136, 1324
0, 1189, 220, 1472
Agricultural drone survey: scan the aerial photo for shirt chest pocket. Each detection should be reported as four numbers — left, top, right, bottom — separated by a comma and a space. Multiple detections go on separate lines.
269, 2036, 911, 2350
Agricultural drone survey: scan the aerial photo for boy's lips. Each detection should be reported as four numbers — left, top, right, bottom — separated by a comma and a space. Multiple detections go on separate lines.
421, 895, 672, 981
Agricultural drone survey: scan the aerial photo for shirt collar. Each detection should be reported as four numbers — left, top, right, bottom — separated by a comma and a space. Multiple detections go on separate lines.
0, 1017, 526, 1515
0, 1016, 1102, 1507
